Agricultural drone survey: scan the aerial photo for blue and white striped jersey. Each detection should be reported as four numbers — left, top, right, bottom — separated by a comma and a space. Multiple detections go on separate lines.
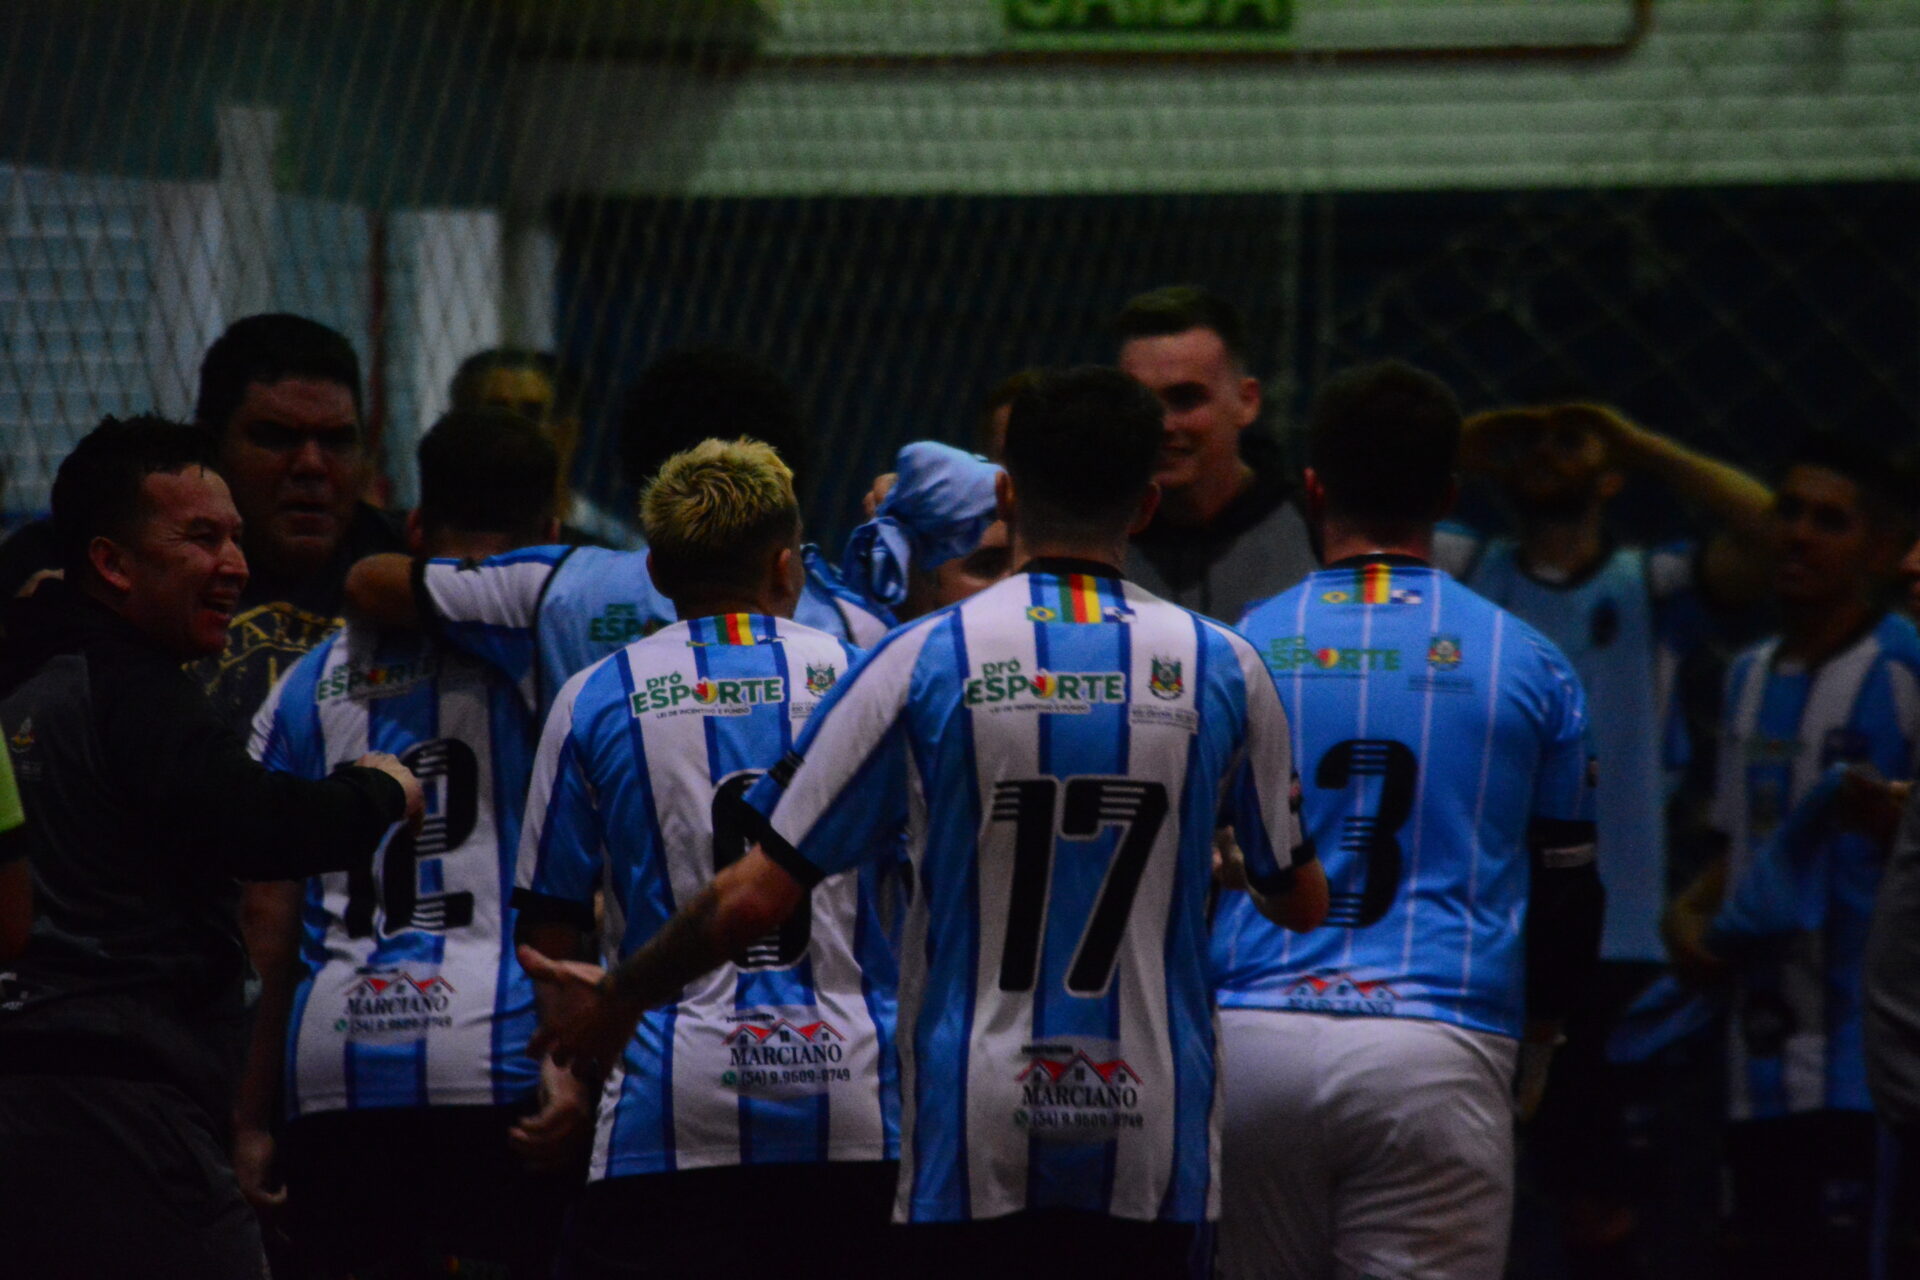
250, 623, 540, 1116
1711, 614, 1920, 1119
418, 543, 890, 722
1218, 560, 1596, 1041
743, 562, 1308, 1225
1437, 529, 1701, 963
514, 613, 898, 1181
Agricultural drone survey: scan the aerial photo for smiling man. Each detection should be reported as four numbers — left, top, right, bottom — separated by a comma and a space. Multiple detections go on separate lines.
0, 415, 420, 1279
1114, 286, 1316, 622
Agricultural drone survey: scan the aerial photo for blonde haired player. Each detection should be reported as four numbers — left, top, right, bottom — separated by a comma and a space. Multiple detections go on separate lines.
514, 438, 902, 1280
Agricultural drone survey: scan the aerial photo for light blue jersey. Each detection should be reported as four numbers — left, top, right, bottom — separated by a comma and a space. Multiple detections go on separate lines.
418, 543, 890, 722
250, 623, 540, 1116
743, 563, 1309, 1224
1218, 559, 1596, 1041
1710, 615, 1920, 1118
1437, 530, 1699, 962
514, 614, 898, 1180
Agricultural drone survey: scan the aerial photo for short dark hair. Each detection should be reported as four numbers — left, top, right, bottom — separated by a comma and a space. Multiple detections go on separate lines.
618, 346, 808, 487
1112, 285, 1252, 370
51, 414, 215, 576
978, 368, 1045, 455
448, 347, 579, 417
1780, 430, 1912, 534
195, 313, 363, 434
416, 408, 558, 540
1002, 366, 1161, 540
1307, 360, 1462, 530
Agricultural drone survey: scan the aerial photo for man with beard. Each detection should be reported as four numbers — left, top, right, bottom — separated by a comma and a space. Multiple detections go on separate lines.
1433, 403, 1772, 1274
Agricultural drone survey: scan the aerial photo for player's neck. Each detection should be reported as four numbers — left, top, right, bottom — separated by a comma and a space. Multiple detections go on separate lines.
672, 591, 782, 623
1517, 512, 1607, 580
1011, 531, 1129, 577
420, 529, 521, 562
1317, 520, 1433, 567
1778, 593, 1877, 666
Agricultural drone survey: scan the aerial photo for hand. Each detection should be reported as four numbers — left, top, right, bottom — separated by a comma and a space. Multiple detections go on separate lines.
1662, 902, 1729, 989
356, 752, 425, 827
1212, 828, 1252, 892
508, 1057, 596, 1173
518, 945, 637, 1082
1513, 1028, 1561, 1122
1554, 402, 1650, 466
863, 472, 898, 520
232, 1125, 286, 1217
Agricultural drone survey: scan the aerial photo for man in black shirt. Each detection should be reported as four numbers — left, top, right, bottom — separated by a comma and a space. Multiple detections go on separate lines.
0, 416, 421, 1279
1114, 286, 1316, 623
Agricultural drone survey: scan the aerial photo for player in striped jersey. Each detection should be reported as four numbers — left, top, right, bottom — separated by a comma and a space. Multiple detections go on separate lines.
1664, 435, 1920, 1279
237, 409, 584, 1278
1217, 361, 1602, 1280
513, 439, 899, 1280
520, 367, 1327, 1280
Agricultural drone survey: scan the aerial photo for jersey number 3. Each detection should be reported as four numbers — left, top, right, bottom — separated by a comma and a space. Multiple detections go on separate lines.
993, 776, 1170, 997
1316, 739, 1417, 928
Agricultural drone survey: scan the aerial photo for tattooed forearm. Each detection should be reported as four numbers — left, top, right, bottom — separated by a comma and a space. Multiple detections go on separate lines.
603, 883, 726, 1011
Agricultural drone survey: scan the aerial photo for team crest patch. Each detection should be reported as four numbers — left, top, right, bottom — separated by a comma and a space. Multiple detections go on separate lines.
1426, 635, 1463, 669
1148, 656, 1183, 700
1026, 605, 1057, 622
805, 662, 838, 696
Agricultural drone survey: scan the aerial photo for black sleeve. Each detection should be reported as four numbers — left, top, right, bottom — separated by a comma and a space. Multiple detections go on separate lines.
99, 657, 407, 882
1525, 844, 1605, 1025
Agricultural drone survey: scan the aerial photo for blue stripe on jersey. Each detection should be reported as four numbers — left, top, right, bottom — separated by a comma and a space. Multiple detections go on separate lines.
609, 651, 679, 1171
908, 613, 981, 1220
1161, 614, 1222, 1221
489, 666, 536, 1107
1024, 574, 1128, 1214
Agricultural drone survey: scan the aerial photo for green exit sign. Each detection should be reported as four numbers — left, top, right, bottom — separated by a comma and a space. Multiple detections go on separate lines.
1004, 0, 1295, 49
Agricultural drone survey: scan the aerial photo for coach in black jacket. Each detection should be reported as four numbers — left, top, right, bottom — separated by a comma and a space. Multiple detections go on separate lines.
0, 416, 421, 1280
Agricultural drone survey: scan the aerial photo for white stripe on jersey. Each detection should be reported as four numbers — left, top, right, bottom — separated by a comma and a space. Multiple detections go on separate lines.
421, 555, 556, 631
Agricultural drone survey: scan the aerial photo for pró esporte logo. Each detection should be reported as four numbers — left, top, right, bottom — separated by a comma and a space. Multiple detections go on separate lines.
630, 670, 784, 718
316, 655, 439, 703
964, 658, 1123, 714
1014, 1043, 1145, 1142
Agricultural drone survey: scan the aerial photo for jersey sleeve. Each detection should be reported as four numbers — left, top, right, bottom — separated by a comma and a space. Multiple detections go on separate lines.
248, 641, 331, 780
511, 667, 602, 931
741, 623, 928, 887
1223, 630, 1311, 894
414, 546, 569, 687
1526, 636, 1598, 856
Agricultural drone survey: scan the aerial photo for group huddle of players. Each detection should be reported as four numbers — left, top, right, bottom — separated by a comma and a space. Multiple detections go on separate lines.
7, 286, 1919, 1280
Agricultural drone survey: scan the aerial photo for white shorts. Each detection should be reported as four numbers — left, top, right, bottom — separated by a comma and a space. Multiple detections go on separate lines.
1215, 1008, 1518, 1280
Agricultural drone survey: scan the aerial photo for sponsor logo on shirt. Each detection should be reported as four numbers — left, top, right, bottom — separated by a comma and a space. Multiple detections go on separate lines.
1263, 635, 1401, 675
719, 1014, 853, 1094
588, 601, 660, 644
964, 658, 1124, 712
1279, 972, 1403, 1016
1014, 1042, 1145, 1142
1426, 635, 1463, 669
1148, 656, 1184, 700
315, 655, 439, 703
630, 671, 785, 718
334, 969, 456, 1038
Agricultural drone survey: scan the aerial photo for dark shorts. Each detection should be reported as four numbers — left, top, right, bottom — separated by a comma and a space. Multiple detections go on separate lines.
1529, 960, 1669, 1197
281, 1104, 574, 1279
1725, 1110, 1878, 1280
897, 1209, 1198, 1280
0, 1074, 266, 1280
559, 1160, 898, 1280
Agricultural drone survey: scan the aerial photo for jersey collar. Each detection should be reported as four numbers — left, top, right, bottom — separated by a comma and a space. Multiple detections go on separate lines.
1323, 552, 1430, 570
